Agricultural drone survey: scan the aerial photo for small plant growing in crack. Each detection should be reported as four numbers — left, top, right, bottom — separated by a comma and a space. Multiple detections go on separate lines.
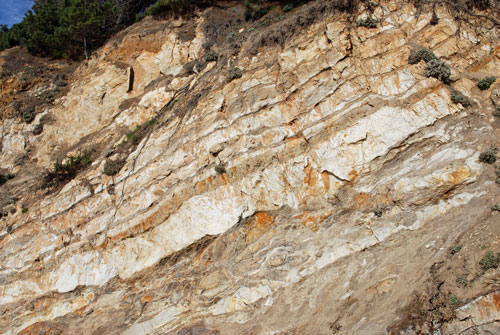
449, 294, 460, 307
479, 147, 498, 164
408, 48, 437, 64
456, 276, 468, 288
214, 163, 226, 174
479, 250, 500, 271
450, 245, 462, 255
451, 91, 471, 107
478, 76, 496, 90
227, 67, 242, 82
357, 17, 378, 28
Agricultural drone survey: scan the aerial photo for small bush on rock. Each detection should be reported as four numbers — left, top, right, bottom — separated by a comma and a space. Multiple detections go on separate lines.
408, 48, 437, 64
493, 107, 500, 117
357, 17, 378, 28
478, 76, 496, 90
214, 163, 226, 174
204, 50, 218, 62
451, 91, 471, 107
227, 67, 242, 82
103, 159, 122, 176
479, 148, 498, 164
425, 59, 451, 83
480, 251, 500, 271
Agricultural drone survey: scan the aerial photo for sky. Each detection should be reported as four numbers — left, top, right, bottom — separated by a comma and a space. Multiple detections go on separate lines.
0, 0, 33, 27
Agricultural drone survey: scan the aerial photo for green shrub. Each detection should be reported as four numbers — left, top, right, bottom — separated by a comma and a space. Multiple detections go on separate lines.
21, 207, 28, 214
425, 59, 451, 83
479, 148, 498, 164
22, 110, 35, 124
449, 294, 460, 307
408, 48, 437, 64
478, 76, 496, 90
358, 17, 378, 28
450, 245, 462, 255
204, 50, 218, 62
227, 67, 242, 82
103, 159, 122, 176
479, 251, 500, 271
43, 151, 92, 188
456, 276, 468, 288
244, 0, 270, 21
451, 91, 471, 107
283, 3, 294, 12
214, 163, 226, 174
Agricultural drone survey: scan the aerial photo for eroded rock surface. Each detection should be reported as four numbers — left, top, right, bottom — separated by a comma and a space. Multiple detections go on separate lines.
1, 1, 500, 334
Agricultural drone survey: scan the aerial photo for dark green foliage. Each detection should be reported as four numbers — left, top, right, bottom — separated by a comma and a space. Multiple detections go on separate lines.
0, 0, 156, 59
103, 159, 123, 176
451, 91, 471, 107
244, 0, 271, 21
357, 17, 378, 28
479, 251, 500, 271
21, 207, 28, 214
449, 294, 459, 307
227, 67, 242, 82
214, 163, 226, 174
425, 59, 451, 83
204, 50, 218, 62
44, 151, 92, 187
456, 276, 468, 288
450, 245, 462, 255
479, 148, 498, 164
478, 76, 496, 90
283, 3, 294, 12
22, 110, 35, 124
408, 48, 437, 64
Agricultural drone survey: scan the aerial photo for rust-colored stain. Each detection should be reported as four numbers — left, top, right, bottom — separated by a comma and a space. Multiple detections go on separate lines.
354, 192, 373, 208
141, 295, 153, 303
304, 165, 318, 187
72, 305, 88, 317
348, 169, 358, 181
195, 180, 207, 193
122, 296, 128, 301
19, 323, 61, 335
246, 212, 274, 241
295, 211, 320, 231
449, 166, 470, 185
492, 293, 500, 310
221, 173, 228, 185
321, 171, 331, 192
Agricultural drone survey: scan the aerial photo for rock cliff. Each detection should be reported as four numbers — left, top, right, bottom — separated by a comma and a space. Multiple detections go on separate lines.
1, 1, 500, 334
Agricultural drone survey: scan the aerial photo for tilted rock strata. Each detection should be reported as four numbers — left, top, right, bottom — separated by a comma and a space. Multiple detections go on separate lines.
0, 1, 500, 334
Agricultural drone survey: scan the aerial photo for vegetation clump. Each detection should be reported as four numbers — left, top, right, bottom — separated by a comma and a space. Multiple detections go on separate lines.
244, 0, 271, 21
103, 159, 123, 176
43, 151, 92, 188
478, 76, 496, 90
425, 59, 451, 83
479, 148, 498, 164
357, 17, 378, 28
21, 207, 28, 214
408, 48, 437, 64
451, 91, 471, 107
204, 50, 218, 62
227, 67, 242, 82
214, 163, 226, 174
456, 276, 468, 288
479, 251, 500, 271
450, 245, 462, 255
449, 294, 460, 307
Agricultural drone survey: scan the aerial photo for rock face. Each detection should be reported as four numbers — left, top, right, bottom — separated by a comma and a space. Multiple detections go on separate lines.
1, 1, 500, 334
